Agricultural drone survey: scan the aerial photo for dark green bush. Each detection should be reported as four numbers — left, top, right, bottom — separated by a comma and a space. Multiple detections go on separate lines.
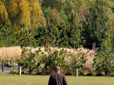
10, 70, 18, 74
78, 70, 84, 76
21, 71, 28, 74
87, 73, 93, 76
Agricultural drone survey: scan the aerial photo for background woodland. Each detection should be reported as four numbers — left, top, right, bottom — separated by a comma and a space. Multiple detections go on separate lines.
0, 0, 114, 50
0, 0, 114, 75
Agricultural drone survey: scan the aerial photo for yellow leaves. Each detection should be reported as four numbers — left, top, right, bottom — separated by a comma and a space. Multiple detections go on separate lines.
41, 17, 46, 27
19, 2, 24, 10
108, 10, 114, 20
30, 0, 46, 28
57, 0, 65, 3
50, 8, 60, 27
9, 2, 19, 15
13, 3, 18, 10
105, 0, 114, 26
19, 0, 30, 30
31, 2, 41, 16
109, 13, 114, 29
107, 0, 114, 7
4, 12, 8, 20
0, 1, 8, 23
0, 0, 46, 31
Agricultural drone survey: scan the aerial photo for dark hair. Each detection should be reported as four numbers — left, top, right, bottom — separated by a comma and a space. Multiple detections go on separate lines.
55, 66, 60, 72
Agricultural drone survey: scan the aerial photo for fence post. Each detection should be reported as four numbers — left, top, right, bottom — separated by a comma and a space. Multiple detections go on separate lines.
2, 60, 4, 72
75, 69, 78, 77
18, 67, 21, 75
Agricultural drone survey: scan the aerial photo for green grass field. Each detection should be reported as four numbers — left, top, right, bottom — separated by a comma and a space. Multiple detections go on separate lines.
0, 74, 114, 85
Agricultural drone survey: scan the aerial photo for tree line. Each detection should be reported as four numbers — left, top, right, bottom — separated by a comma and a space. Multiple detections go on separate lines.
1, 0, 114, 76
0, 0, 114, 50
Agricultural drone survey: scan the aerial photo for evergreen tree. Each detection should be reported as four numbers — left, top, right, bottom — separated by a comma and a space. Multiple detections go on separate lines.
81, 0, 112, 49
0, 23, 19, 47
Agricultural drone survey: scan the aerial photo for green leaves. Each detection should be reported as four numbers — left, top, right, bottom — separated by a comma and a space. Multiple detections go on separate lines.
81, 0, 112, 48
17, 47, 88, 74
19, 48, 45, 74
71, 49, 88, 69
0, 0, 113, 49
0, 23, 20, 47
93, 49, 114, 75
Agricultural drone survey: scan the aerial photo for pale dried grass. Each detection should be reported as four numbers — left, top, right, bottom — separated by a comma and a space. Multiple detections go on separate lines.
0, 46, 22, 61
0, 46, 95, 68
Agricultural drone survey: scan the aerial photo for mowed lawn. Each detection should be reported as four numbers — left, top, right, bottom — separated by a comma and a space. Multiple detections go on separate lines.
0, 74, 114, 85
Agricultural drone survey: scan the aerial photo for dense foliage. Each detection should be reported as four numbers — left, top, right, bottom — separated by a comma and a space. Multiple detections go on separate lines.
0, 0, 114, 76
0, 0, 114, 49
17, 47, 88, 74
93, 49, 114, 75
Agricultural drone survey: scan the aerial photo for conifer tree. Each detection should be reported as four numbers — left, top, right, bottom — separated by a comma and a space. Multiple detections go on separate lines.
81, 0, 113, 48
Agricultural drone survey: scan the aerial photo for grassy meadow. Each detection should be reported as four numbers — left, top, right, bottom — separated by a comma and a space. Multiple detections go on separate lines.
0, 74, 114, 85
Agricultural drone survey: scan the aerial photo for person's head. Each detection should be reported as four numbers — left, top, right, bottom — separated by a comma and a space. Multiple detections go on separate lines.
55, 66, 60, 73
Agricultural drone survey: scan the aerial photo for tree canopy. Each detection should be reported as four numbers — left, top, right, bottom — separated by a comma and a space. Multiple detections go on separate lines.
0, 0, 114, 50
0, 0, 46, 31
